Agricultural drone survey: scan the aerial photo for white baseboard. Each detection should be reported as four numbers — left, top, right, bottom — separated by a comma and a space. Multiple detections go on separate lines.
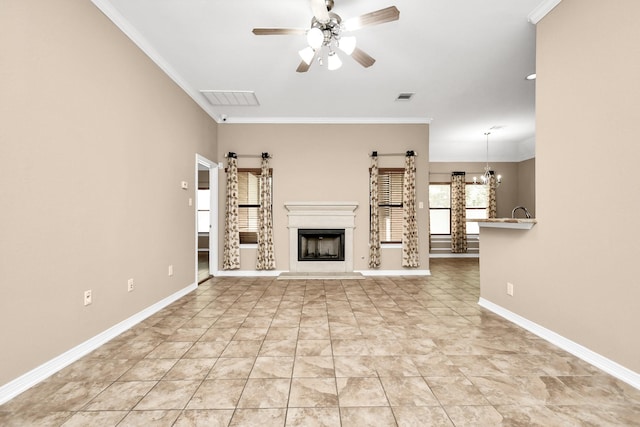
478, 298, 640, 390
215, 269, 431, 277
215, 270, 284, 277
357, 269, 431, 276
0, 282, 198, 405
429, 253, 479, 258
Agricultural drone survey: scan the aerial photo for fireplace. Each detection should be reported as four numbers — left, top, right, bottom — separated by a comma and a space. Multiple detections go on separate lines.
298, 229, 345, 262
285, 202, 358, 273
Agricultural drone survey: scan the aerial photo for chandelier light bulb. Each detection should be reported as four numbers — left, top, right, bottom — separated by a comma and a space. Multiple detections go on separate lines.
306, 27, 324, 49
327, 51, 342, 70
473, 130, 501, 187
338, 36, 356, 55
298, 46, 315, 65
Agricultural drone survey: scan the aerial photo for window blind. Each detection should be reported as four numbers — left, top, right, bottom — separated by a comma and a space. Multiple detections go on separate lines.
377, 168, 404, 243
238, 168, 271, 244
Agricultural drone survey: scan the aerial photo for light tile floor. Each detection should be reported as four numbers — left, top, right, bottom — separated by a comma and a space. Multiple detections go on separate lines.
1, 259, 639, 426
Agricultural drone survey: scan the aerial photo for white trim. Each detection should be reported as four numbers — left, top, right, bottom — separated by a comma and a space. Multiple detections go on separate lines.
528, 0, 562, 24
209, 162, 218, 275
476, 220, 536, 230
215, 270, 285, 277
90, 0, 217, 121
357, 269, 431, 276
478, 298, 640, 390
429, 253, 479, 258
196, 154, 218, 278
0, 283, 198, 405
381, 243, 402, 249
214, 269, 431, 277
223, 116, 433, 125
88, 2, 435, 127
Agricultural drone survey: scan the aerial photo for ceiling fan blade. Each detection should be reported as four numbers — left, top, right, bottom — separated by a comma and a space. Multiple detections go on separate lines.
296, 60, 312, 73
343, 6, 400, 32
351, 47, 376, 68
296, 50, 319, 73
252, 28, 307, 36
310, 0, 330, 23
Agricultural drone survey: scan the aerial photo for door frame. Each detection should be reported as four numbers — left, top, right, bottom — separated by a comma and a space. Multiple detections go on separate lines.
195, 154, 218, 278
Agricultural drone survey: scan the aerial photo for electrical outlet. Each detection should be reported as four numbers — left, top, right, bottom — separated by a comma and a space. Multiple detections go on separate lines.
168, 265, 174, 276
507, 282, 514, 296
84, 290, 92, 306
127, 278, 134, 292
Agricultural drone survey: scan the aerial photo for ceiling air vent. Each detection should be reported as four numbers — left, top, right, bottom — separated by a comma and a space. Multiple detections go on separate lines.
201, 90, 260, 106
395, 92, 415, 101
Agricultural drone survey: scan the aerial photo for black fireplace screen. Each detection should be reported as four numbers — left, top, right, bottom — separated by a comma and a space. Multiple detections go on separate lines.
298, 229, 345, 261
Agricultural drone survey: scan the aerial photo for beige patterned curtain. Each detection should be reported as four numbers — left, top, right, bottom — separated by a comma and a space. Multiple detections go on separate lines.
368, 152, 381, 268
488, 171, 497, 218
256, 153, 275, 270
451, 172, 467, 253
402, 151, 419, 268
223, 153, 240, 270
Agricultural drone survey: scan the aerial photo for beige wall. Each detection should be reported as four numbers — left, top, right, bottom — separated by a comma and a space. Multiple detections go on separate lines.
517, 158, 535, 218
217, 124, 429, 272
429, 161, 535, 218
0, 0, 217, 385
480, 0, 640, 373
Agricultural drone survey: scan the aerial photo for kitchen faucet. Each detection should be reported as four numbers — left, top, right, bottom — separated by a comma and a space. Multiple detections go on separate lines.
511, 206, 532, 219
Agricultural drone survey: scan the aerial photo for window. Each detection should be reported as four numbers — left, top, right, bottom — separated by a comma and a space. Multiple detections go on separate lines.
429, 184, 451, 235
238, 168, 272, 244
465, 184, 488, 234
428, 183, 489, 235
376, 168, 404, 243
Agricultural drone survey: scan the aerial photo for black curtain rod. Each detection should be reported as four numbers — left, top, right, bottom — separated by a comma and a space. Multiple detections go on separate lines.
369, 151, 418, 157
429, 171, 497, 175
224, 152, 271, 159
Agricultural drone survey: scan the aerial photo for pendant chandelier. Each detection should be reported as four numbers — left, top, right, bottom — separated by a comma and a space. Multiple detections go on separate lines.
473, 131, 502, 186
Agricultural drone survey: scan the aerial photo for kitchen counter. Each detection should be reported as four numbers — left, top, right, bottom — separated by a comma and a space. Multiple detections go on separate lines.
467, 218, 537, 230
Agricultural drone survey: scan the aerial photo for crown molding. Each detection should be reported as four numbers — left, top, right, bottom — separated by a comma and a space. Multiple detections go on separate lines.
91, 1, 433, 127
222, 116, 433, 125
528, 0, 563, 24
90, 0, 218, 120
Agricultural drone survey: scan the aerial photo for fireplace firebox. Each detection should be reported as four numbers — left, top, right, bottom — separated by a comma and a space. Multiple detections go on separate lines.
298, 229, 345, 262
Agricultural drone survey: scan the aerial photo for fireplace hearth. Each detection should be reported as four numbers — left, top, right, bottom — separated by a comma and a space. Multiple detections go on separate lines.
298, 229, 345, 262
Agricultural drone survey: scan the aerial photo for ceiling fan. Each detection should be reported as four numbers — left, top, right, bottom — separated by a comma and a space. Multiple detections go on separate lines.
252, 0, 399, 72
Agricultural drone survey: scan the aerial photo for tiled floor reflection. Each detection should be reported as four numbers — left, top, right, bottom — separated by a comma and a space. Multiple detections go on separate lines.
2, 259, 640, 426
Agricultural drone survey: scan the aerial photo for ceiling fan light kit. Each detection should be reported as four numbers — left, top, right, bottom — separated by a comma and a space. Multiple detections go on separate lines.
252, 0, 399, 73
338, 36, 356, 55
306, 27, 325, 49
327, 51, 342, 70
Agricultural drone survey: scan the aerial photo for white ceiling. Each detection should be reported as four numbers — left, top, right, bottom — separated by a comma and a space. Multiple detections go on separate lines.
94, 0, 548, 162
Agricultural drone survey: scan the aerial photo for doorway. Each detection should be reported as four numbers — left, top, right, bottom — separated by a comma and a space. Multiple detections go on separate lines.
196, 154, 218, 282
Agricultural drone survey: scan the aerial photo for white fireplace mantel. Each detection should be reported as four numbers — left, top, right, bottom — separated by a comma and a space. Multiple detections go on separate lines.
285, 202, 358, 273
